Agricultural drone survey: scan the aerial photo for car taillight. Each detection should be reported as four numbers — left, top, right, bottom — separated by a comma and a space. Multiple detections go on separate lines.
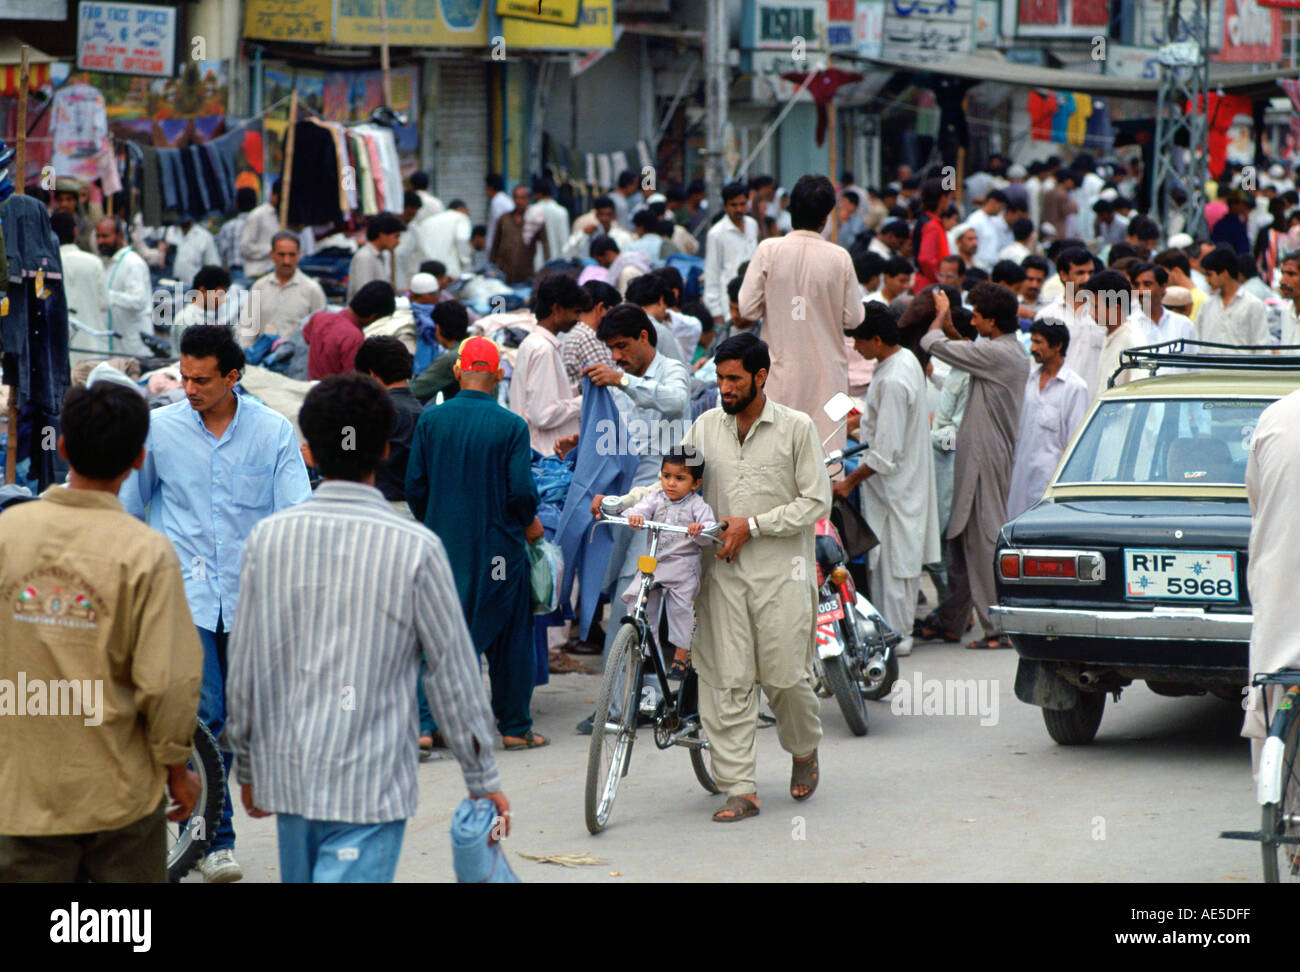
999, 554, 1020, 578
1023, 555, 1077, 579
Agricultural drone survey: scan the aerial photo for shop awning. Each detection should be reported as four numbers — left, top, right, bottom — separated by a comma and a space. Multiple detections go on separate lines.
863, 53, 1300, 103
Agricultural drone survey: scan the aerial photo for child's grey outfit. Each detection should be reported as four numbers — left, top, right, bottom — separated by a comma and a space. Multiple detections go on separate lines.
619, 487, 716, 649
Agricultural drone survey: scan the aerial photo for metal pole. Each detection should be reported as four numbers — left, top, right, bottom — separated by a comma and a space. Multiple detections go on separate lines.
378, 0, 394, 107
703, 0, 728, 212
280, 89, 299, 228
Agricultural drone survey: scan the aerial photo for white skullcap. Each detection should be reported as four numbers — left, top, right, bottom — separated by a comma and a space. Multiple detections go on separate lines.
1167, 232, 1194, 250
409, 272, 439, 295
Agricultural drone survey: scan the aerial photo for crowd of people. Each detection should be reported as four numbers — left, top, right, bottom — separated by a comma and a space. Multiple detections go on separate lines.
9, 145, 1300, 881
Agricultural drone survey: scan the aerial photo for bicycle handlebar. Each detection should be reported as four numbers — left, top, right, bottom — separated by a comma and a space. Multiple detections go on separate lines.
593, 514, 726, 544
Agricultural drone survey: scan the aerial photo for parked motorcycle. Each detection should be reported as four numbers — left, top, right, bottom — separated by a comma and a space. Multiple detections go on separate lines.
809, 395, 903, 735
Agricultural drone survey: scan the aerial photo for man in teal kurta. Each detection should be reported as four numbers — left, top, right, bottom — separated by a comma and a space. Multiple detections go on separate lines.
406, 337, 548, 749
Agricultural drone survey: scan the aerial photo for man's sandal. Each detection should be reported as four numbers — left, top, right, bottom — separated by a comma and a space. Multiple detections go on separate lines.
503, 730, 550, 750
712, 795, 761, 823
791, 750, 819, 802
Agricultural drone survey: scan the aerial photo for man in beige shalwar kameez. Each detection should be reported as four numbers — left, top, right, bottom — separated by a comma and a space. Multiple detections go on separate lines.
683, 332, 831, 822
1244, 388, 1300, 773
737, 175, 865, 451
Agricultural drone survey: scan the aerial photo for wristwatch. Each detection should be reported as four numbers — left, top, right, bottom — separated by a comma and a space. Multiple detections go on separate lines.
619, 373, 630, 388
747, 516, 759, 537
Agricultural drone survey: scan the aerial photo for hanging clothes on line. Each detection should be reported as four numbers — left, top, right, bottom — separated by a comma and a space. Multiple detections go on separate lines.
0, 193, 69, 490
1066, 93, 1092, 146
1028, 89, 1056, 142
350, 123, 403, 215
283, 118, 343, 228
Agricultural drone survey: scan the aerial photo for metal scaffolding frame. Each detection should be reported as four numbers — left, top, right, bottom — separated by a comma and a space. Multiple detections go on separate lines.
1151, 0, 1212, 239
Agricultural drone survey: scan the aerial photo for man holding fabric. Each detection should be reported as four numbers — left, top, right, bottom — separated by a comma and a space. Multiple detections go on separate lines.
578, 303, 690, 734
683, 332, 830, 823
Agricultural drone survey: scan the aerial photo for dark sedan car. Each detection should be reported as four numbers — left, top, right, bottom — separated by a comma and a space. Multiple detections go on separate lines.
992, 367, 1289, 745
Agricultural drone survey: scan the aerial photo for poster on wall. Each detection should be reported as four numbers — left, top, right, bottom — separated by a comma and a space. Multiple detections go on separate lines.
76, 1, 179, 78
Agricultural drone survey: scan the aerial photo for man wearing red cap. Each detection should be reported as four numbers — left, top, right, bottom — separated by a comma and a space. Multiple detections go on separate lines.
406, 336, 550, 750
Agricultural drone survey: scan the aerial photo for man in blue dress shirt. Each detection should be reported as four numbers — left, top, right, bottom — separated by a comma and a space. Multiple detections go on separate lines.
120, 324, 311, 882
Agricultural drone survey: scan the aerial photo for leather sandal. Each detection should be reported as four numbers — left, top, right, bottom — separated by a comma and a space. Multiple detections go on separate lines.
712, 795, 761, 823
791, 750, 819, 801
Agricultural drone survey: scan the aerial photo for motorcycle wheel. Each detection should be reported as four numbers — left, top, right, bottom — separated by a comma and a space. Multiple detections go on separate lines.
822, 653, 869, 736
167, 719, 225, 883
861, 650, 900, 702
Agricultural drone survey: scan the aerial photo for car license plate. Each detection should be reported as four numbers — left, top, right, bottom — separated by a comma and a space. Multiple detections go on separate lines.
1124, 549, 1238, 601
817, 597, 845, 623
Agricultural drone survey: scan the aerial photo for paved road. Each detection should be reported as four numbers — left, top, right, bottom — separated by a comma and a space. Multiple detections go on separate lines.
207, 634, 1264, 883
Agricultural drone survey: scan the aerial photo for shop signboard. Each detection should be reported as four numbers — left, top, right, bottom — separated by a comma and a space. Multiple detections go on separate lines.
502, 0, 614, 49
76, 1, 178, 78
495, 0, 581, 24
881, 0, 976, 63
335, 0, 488, 46
242, 0, 331, 44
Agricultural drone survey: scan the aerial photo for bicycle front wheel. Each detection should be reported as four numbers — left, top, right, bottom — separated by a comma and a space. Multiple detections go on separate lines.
167, 719, 224, 882
1262, 700, 1300, 883
585, 623, 644, 834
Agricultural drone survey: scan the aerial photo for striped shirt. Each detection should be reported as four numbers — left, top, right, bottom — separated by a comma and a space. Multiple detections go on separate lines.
224, 480, 500, 823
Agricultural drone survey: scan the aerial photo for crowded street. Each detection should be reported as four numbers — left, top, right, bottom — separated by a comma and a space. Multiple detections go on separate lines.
2, 0, 1300, 917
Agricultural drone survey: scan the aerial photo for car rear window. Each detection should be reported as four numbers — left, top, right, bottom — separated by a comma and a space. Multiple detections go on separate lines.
1057, 398, 1267, 486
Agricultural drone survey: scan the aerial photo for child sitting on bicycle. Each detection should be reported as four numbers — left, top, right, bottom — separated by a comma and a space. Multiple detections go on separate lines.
618, 448, 716, 679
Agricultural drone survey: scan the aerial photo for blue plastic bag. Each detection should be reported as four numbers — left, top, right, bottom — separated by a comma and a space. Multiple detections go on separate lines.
450, 797, 521, 883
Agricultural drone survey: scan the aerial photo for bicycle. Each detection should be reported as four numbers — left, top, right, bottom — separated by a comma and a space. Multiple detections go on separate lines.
584, 509, 726, 834
167, 720, 226, 882
1220, 669, 1300, 882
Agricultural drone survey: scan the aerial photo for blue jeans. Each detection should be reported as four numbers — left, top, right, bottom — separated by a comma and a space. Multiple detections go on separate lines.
196, 621, 236, 854
276, 815, 406, 882
417, 659, 435, 738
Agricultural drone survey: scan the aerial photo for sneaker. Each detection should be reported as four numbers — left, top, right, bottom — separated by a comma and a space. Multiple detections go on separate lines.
199, 848, 243, 884
576, 714, 594, 735
895, 637, 913, 658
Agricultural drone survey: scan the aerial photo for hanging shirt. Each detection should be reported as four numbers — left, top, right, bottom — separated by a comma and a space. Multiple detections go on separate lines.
1067, 93, 1093, 146
50, 83, 109, 183
1006, 362, 1090, 519
1028, 90, 1056, 141
1051, 92, 1075, 144
1084, 97, 1115, 151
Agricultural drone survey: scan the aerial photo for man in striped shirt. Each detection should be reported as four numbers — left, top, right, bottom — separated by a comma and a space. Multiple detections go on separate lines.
225, 373, 509, 882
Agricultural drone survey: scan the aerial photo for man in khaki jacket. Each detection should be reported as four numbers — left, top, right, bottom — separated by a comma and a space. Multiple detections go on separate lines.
0, 383, 202, 882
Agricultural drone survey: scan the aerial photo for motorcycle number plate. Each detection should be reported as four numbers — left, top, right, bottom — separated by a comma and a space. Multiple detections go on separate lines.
817, 598, 844, 623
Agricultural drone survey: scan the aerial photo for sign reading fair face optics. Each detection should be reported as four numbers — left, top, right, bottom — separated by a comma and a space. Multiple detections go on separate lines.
882, 0, 975, 64
77, 1, 178, 77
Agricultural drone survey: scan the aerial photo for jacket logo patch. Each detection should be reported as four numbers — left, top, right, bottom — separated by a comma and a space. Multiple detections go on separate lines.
8, 568, 102, 629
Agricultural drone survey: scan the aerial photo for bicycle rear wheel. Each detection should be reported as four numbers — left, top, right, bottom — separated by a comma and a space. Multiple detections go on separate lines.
1262, 700, 1300, 883
585, 623, 643, 834
167, 719, 224, 882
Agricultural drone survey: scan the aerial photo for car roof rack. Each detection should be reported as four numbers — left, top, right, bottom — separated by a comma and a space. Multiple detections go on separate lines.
1109, 340, 1300, 386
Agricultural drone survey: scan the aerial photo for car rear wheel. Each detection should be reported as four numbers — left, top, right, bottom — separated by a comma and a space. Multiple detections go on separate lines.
1042, 691, 1106, 745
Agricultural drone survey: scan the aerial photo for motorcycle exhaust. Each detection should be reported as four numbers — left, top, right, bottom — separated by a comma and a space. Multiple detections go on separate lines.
865, 658, 886, 681
1078, 670, 1100, 687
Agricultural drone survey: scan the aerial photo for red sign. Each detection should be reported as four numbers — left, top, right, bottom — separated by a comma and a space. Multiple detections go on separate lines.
1071, 0, 1109, 26
1257, 0, 1300, 7
1018, 0, 1058, 25
827, 0, 854, 19
1214, 0, 1283, 62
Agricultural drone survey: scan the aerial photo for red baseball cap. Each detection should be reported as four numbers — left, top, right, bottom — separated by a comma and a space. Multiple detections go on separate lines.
458, 336, 500, 372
